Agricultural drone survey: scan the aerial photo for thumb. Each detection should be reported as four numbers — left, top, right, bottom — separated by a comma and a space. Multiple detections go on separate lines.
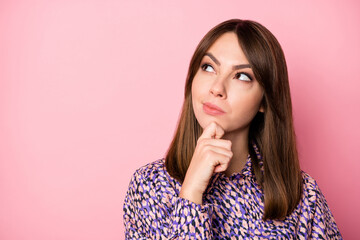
199, 122, 225, 140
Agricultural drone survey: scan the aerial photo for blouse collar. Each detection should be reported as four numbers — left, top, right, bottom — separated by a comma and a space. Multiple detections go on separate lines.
216, 142, 263, 182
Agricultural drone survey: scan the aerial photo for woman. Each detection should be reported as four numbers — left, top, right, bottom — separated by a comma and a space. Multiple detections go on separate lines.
123, 19, 342, 239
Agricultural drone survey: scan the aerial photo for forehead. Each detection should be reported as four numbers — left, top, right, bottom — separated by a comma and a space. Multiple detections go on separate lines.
206, 32, 249, 65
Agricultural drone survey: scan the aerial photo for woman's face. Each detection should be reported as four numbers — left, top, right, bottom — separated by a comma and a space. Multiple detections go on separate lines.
191, 32, 264, 134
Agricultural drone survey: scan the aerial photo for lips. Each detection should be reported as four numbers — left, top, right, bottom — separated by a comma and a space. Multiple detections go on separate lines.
203, 102, 225, 116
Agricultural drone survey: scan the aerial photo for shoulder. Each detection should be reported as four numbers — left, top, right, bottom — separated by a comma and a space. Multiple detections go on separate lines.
299, 170, 333, 218
301, 171, 319, 191
133, 158, 166, 178
300, 171, 324, 204
128, 158, 179, 195
301, 171, 323, 198
298, 172, 342, 238
130, 158, 167, 185
297, 172, 332, 224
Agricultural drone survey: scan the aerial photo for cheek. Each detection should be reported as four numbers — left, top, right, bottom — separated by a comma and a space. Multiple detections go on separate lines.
191, 77, 208, 100
230, 91, 263, 119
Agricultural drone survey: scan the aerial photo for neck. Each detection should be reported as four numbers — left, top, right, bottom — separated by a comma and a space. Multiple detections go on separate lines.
222, 128, 249, 177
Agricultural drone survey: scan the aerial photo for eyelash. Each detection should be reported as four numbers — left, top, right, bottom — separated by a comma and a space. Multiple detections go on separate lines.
235, 72, 252, 81
201, 63, 214, 73
200, 63, 253, 81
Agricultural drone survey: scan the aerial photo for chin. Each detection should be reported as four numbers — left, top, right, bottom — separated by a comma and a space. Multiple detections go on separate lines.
194, 108, 228, 131
197, 117, 226, 131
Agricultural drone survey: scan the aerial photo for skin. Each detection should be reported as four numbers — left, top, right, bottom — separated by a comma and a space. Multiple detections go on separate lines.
179, 32, 264, 205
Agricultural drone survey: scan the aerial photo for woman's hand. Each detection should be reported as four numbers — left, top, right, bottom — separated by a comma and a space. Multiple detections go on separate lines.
179, 122, 233, 205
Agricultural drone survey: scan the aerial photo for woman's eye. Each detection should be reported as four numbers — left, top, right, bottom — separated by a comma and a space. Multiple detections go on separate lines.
235, 72, 252, 82
201, 64, 215, 73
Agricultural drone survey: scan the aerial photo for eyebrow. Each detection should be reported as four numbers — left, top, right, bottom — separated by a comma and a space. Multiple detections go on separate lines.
204, 52, 251, 70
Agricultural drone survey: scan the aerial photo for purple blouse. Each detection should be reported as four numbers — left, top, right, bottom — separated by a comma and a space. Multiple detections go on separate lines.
123, 151, 342, 239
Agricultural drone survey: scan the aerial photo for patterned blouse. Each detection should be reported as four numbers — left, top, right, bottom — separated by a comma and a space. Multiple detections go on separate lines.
123, 148, 342, 239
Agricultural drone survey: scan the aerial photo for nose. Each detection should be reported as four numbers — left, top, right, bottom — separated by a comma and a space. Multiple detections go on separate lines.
210, 77, 227, 98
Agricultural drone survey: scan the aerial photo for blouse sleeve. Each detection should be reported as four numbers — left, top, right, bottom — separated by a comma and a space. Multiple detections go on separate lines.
123, 166, 214, 239
305, 178, 342, 239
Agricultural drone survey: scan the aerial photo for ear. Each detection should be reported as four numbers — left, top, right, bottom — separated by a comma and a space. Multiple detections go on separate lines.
259, 96, 265, 113
259, 105, 264, 113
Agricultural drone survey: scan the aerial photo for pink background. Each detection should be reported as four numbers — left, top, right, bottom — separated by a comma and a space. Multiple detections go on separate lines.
1, 0, 359, 239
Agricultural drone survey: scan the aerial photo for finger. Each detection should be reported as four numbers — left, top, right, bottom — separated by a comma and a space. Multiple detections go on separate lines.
210, 153, 231, 172
200, 138, 232, 150
198, 122, 225, 140
206, 150, 231, 168
214, 164, 228, 173
207, 146, 233, 158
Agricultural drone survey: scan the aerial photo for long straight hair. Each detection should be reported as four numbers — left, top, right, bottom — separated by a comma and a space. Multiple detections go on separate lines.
165, 19, 302, 220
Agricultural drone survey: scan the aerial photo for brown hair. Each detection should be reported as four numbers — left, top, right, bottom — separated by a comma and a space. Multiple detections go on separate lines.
165, 19, 302, 220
